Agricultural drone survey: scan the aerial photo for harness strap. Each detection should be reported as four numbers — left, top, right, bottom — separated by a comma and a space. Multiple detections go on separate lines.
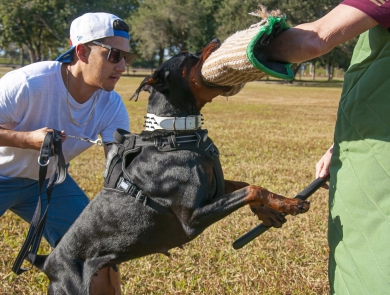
116, 177, 148, 205
105, 128, 225, 200
112, 129, 208, 150
12, 130, 66, 275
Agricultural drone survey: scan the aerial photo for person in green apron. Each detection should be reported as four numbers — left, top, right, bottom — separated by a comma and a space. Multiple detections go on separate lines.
263, 1, 390, 294
325, 25, 390, 294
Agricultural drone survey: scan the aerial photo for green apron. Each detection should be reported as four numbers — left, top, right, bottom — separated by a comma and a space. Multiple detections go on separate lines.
330, 25, 390, 294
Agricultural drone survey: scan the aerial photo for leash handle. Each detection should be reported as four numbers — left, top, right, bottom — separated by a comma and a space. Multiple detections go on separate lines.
232, 175, 330, 250
12, 130, 65, 275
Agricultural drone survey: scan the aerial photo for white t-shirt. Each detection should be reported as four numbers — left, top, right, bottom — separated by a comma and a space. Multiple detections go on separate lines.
0, 61, 130, 180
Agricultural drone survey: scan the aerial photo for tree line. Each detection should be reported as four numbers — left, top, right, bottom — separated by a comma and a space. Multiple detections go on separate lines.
0, 0, 354, 80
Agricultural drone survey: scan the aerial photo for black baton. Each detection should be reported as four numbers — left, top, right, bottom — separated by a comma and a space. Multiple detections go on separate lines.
232, 174, 330, 250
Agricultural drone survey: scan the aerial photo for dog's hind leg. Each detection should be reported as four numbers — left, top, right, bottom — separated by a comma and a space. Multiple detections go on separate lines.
43, 251, 118, 295
85, 255, 119, 295
90, 265, 121, 295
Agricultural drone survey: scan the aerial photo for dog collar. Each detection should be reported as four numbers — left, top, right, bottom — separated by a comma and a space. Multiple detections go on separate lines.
144, 113, 203, 131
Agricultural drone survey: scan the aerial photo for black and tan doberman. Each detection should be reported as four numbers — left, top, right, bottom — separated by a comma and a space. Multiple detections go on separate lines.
35, 39, 309, 294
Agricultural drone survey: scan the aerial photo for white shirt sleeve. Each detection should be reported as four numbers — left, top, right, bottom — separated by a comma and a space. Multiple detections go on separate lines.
0, 70, 30, 127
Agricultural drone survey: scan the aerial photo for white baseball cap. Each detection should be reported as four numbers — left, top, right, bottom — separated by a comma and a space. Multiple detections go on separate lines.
56, 12, 130, 63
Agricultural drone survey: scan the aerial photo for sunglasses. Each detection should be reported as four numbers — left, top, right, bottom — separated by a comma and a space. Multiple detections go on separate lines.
92, 41, 137, 67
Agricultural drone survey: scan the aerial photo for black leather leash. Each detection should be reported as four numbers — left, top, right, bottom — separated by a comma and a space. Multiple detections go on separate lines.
12, 130, 66, 275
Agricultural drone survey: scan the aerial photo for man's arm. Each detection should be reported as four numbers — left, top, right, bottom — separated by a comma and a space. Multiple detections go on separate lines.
265, 4, 378, 63
0, 127, 54, 151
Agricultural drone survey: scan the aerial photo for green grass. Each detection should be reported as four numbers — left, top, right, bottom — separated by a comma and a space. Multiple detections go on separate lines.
0, 72, 341, 294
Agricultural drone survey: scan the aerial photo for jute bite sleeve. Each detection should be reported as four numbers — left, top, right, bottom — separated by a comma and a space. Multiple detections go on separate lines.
201, 15, 294, 95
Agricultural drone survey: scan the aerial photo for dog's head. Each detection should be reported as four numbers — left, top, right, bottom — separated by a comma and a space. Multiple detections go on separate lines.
131, 39, 232, 117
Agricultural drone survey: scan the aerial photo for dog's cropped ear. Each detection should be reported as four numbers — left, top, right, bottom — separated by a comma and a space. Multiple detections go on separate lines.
196, 38, 221, 61
130, 69, 170, 101
130, 75, 160, 101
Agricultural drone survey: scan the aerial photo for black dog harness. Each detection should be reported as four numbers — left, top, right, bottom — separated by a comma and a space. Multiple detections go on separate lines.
103, 128, 225, 203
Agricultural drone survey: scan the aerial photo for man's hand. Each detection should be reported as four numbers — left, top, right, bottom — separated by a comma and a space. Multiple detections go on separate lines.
315, 144, 334, 188
0, 127, 65, 151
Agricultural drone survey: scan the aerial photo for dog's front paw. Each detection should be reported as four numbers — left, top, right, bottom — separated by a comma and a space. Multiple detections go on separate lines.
250, 205, 287, 228
265, 194, 310, 216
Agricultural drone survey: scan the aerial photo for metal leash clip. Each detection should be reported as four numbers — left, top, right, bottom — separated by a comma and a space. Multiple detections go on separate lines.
62, 134, 104, 146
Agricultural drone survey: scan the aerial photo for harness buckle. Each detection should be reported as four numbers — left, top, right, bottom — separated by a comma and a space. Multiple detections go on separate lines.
154, 137, 163, 148
117, 177, 130, 193
116, 177, 148, 205
136, 190, 147, 205
210, 146, 219, 157
168, 135, 178, 148
195, 130, 208, 147
205, 143, 219, 157
128, 185, 137, 196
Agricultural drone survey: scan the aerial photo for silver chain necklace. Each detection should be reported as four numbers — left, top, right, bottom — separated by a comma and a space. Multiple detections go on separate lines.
66, 67, 97, 127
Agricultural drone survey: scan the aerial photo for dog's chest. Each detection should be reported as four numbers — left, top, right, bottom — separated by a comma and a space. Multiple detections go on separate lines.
127, 147, 214, 198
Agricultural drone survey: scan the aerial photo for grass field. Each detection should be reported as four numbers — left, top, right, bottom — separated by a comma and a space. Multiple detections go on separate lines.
0, 72, 340, 294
